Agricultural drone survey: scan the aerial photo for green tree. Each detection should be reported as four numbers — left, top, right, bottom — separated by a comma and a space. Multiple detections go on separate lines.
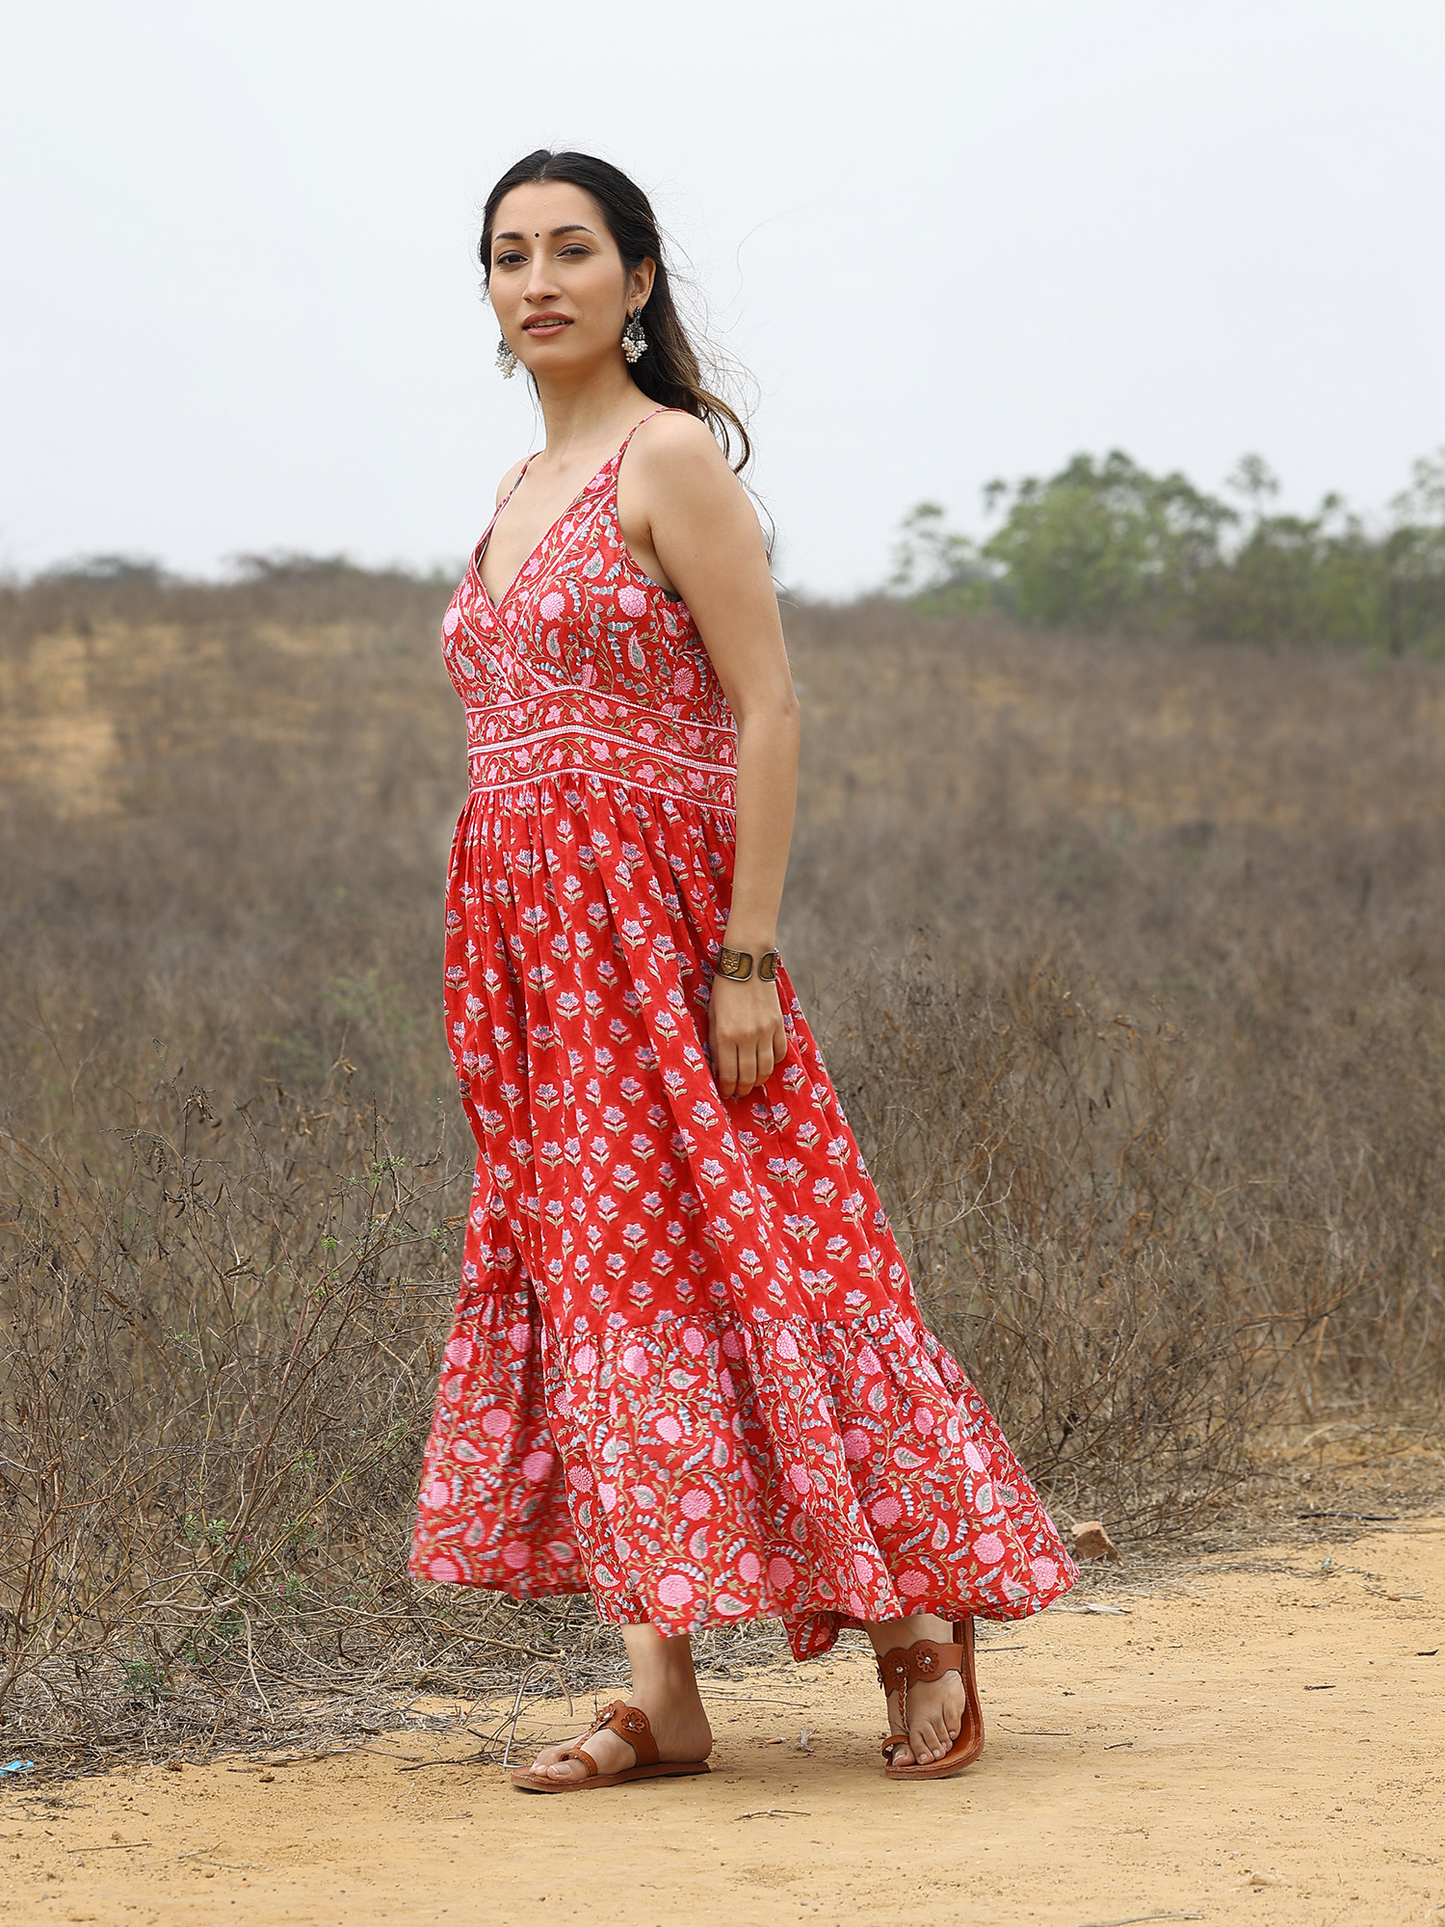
888, 501, 989, 602
1384, 449, 1445, 656
980, 451, 1235, 632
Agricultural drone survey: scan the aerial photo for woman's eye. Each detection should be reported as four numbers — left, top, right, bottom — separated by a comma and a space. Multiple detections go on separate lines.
559, 246, 591, 258
495, 251, 525, 267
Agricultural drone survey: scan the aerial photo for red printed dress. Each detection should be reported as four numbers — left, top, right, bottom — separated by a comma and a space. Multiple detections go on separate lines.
410, 416, 1076, 1656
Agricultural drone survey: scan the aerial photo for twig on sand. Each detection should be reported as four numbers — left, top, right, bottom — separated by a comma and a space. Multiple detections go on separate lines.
1076, 1914, 1204, 1927
736, 1808, 811, 1819
1052, 1604, 1132, 1616
500, 1663, 573, 1770
396, 1748, 496, 1772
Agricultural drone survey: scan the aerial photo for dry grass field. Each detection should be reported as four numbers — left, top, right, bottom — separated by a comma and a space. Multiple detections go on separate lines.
2, 565, 1444, 1780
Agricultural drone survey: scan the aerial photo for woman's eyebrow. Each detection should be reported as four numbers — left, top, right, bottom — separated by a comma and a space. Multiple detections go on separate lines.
494, 224, 598, 242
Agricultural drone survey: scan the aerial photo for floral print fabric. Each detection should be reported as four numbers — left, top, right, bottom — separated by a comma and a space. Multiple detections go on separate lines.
410, 416, 1076, 1654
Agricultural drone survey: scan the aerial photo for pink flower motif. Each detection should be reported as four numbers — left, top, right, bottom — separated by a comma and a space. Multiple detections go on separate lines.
656, 1414, 683, 1444
1031, 1555, 1059, 1588
682, 1327, 705, 1356
680, 1488, 711, 1519
480, 1409, 512, 1439
869, 1495, 903, 1527
963, 1441, 988, 1473
974, 1532, 1006, 1564
775, 1328, 800, 1362
841, 1427, 871, 1461
656, 1572, 693, 1607
522, 1450, 554, 1482
444, 1335, 475, 1367
427, 1554, 464, 1582
912, 1405, 935, 1435
738, 1550, 762, 1583
622, 1344, 650, 1377
501, 1540, 531, 1570
897, 1569, 930, 1597
539, 591, 566, 620
422, 1478, 451, 1510
617, 584, 648, 618
766, 1555, 795, 1588
788, 1463, 810, 1495
852, 1552, 877, 1583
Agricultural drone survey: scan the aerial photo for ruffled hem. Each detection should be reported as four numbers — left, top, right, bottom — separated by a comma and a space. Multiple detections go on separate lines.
410, 1287, 1075, 1658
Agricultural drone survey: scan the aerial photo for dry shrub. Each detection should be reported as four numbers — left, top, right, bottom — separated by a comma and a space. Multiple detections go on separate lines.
3, 572, 1445, 1760
0, 1069, 470, 1756
786, 600, 1445, 1444
826, 957, 1256, 1536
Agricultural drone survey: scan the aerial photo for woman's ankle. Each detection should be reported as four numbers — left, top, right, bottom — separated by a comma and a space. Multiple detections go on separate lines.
863, 1611, 954, 1657
621, 1624, 702, 1702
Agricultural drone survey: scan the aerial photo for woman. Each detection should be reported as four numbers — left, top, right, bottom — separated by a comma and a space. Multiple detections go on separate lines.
411, 149, 1075, 1791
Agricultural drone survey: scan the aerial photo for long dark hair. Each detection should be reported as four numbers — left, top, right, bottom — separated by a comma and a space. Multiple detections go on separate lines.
480, 149, 752, 475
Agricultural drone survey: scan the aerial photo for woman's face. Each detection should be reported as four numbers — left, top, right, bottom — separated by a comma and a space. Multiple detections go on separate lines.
488, 181, 653, 381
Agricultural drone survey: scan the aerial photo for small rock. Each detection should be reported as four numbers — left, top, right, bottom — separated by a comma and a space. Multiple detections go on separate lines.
1071, 1520, 1122, 1562
1242, 1870, 1288, 1887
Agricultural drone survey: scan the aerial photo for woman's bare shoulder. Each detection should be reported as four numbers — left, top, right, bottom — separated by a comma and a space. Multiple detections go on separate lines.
628, 408, 737, 488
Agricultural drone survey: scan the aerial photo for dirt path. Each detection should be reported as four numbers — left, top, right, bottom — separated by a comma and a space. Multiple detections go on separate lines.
4, 1520, 1443, 1926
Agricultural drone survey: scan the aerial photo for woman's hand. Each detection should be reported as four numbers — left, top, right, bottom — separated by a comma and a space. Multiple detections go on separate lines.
709, 974, 789, 1101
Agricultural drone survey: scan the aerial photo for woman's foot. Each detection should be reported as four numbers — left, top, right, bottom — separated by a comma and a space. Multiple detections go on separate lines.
521, 1626, 713, 1785
865, 1612, 966, 1766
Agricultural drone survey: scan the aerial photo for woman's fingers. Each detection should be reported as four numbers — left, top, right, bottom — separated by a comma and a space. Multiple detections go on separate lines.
709, 979, 791, 1100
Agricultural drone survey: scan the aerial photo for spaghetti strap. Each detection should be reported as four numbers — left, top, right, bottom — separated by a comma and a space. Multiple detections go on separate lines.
614, 405, 675, 464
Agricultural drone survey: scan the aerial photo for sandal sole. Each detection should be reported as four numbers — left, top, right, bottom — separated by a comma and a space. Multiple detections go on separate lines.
511, 1760, 711, 1794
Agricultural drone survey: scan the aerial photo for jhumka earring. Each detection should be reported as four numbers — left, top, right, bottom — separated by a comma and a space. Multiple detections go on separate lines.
621, 309, 648, 364
495, 336, 519, 379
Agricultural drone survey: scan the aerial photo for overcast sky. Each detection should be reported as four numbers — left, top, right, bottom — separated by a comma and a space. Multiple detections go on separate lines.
3, 1, 1442, 597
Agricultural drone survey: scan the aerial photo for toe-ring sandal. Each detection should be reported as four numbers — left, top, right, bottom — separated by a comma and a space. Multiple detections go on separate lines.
876, 1616, 984, 1781
510, 1698, 711, 1794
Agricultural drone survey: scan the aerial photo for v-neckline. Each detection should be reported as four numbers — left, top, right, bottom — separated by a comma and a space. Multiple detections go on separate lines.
475, 415, 659, 615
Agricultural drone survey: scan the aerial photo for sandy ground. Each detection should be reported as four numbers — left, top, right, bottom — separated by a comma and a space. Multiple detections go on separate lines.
4, 1519, 1442, 1927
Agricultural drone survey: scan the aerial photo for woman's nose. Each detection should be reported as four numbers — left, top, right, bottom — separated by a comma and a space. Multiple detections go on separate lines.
524, 261, 561, 303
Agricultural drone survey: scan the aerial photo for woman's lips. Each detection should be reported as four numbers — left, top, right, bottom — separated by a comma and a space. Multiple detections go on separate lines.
523, 316, 572, 334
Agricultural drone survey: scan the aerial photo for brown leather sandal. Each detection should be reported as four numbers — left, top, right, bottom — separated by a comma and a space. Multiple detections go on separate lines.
876, 1616, 984, 1780
509, 1698, 712, 1794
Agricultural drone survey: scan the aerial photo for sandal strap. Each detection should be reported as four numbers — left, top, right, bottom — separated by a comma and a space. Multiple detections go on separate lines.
576, 1698, 659, 1770
875, 1637, 964, 1737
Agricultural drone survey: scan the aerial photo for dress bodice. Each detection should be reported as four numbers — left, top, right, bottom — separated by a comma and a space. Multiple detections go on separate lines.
440, 419, 738, 811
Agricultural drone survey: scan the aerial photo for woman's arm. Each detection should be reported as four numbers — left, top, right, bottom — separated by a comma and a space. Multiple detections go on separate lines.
621, 415, 801, 1101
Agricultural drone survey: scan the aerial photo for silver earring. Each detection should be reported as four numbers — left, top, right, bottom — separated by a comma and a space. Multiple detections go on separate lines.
495, 336, 519, 379
621, 309, 648, 364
